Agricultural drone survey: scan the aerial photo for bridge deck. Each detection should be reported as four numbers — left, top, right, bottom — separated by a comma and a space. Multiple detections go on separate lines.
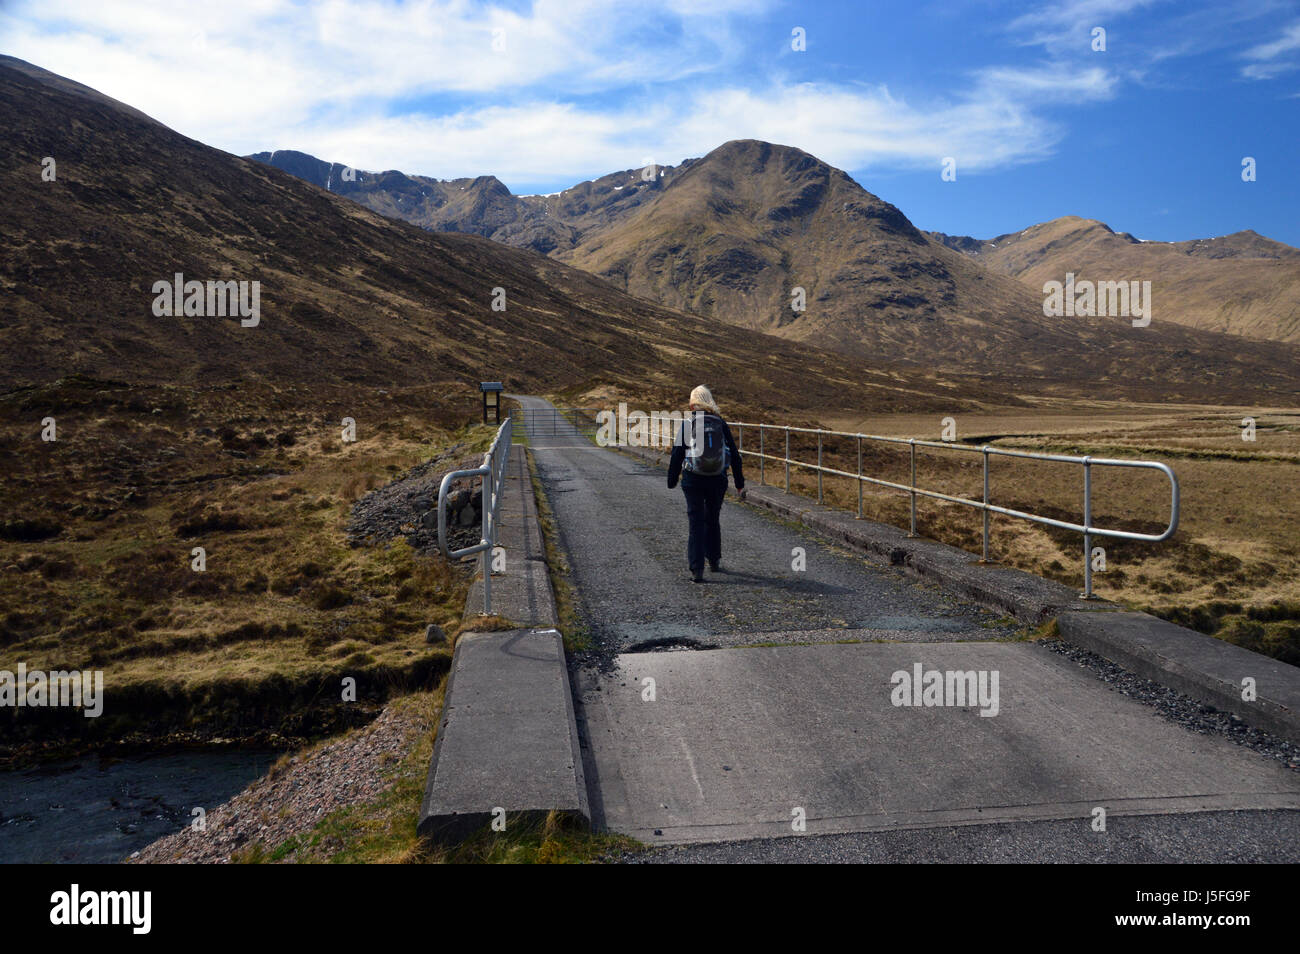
578, 642, 1300, 844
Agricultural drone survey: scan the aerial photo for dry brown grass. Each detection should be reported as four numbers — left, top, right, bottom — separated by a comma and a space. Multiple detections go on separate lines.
0, 378, 473, 753
785, 399, 1300, 662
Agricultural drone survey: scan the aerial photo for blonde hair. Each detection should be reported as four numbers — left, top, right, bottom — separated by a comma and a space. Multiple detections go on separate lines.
689, 385, 720, 415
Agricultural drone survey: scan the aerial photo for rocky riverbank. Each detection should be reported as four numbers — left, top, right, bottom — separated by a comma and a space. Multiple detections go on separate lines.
130, 692, 440, 863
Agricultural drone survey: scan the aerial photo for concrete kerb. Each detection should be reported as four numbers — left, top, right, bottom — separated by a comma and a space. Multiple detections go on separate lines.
494, 509, 546, 564
417, 627, 589, 845
464, 558, 557, 628
612, 437, 1300, 744
419, 443, 587, 846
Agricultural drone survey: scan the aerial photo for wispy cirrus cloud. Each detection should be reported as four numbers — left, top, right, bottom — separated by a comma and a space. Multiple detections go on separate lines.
262, 62, 1119, 185
1006, 0, 1161, 52
1242, 19, 1300, 78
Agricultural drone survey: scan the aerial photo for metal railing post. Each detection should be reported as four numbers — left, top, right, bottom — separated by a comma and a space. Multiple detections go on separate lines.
1082, 457, 1093, 599
817, 433, 823, 504
908, 439, 917, 537
784, 428, 790, 493
856, 436, 863, 518
981, 445, 990, 563
759, 426, 765, 485
481, 480, 492, 614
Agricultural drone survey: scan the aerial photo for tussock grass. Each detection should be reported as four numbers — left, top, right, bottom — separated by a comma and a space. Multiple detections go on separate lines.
422, 811, 641, 864
0, 379, 474, 751
793, 402, 1300, 661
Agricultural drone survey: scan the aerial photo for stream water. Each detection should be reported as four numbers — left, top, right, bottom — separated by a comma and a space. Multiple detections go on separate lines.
0, 748, 280, 863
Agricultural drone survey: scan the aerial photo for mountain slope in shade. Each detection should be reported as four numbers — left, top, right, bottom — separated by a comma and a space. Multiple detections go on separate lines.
0, 54, 163, 128
1, 57, 959, 419
927, 216, 1300, 344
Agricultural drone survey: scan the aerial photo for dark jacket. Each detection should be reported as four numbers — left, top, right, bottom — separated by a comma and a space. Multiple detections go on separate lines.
667, 413, 745, 490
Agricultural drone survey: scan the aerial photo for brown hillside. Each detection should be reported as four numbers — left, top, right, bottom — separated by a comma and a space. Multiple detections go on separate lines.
557, 140, 1047, 355
553, 140, 1300, 401
928, 216, 1300, 343
0, 58, 958, 419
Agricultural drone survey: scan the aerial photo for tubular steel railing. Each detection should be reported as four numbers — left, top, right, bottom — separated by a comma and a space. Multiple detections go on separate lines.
437, 416, 512, 615
502, 406, 1179, 599
731, 422, 1180, 600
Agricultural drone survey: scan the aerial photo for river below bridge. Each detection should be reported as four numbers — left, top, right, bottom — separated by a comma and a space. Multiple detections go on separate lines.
0, 748, 279, 863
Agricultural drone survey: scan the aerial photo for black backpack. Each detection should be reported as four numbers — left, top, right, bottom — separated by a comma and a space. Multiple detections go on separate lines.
684, 412, 728, 476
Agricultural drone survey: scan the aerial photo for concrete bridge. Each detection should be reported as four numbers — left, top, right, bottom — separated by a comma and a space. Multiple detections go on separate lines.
419, 395, 1300, 862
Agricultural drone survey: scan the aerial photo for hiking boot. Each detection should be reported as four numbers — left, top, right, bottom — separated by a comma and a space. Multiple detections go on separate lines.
708, 560, 721, 572
690, 568, 704, 583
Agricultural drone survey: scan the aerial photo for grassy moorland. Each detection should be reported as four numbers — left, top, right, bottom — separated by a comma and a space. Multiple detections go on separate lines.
0, 377, 493, 761
804, 401, 1300, 663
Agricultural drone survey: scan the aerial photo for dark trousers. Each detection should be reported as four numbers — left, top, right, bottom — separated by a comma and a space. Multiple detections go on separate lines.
682, 477, 727, 573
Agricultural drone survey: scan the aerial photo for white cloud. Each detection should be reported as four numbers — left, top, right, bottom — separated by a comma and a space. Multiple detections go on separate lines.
279, 68, 1115, 186
1, 0, 762, 102
1007, 0, 1161, 51
0, 0, 1119, 187
972, 64, 1117, 102
0, 0, 755, 152
1242, 19, 1300, 78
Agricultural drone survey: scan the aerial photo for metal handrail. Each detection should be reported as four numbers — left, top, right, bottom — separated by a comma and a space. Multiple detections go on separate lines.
437, 416, 512, 615
732, 421, 1179, 599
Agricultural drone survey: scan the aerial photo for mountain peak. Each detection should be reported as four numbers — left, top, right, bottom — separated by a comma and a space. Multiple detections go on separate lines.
696, 139, 842, 181
244, 134, 1300, 353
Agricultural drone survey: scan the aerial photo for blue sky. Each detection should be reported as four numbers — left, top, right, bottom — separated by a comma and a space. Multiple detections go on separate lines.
4, 0, 1299, 244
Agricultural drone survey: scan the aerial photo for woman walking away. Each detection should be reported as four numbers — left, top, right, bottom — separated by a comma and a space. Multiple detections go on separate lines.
667, 385, 746, 583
